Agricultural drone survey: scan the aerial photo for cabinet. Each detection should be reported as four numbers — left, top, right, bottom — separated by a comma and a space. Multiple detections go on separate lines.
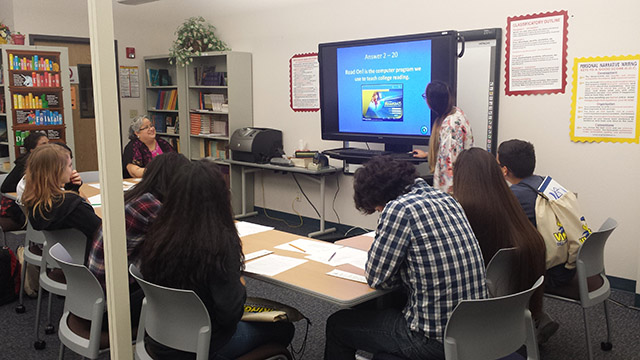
186, 52, 253, 214
0, 45, 74, 171
143, 56, 184, 153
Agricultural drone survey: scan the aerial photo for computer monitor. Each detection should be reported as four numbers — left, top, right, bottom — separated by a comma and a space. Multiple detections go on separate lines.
319, 30, 458, 152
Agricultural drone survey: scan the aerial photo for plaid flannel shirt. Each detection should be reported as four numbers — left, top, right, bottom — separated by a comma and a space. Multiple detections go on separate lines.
366, 178, 487, 341
87, 192, 162, 290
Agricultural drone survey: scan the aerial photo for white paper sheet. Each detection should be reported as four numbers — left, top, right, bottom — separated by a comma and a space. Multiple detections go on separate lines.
244, 249, 273, 262
326, 269, 368, 284
274, 238, 342, 255
235, 221, 275, 237
363, 231, 376, 237
305, 246, 367, 269
244, 254, 307, 276
88, 183, 100, 189
88, 194, 101, 207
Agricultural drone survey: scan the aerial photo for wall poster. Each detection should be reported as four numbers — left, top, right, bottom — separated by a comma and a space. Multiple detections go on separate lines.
289, 53, 320, 112
505, 10, 569, 95
570, 55, 639, 143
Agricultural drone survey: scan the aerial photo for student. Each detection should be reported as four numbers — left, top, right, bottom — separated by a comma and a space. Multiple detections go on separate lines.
497, 139, 582, 288
325, 156, 486, 360
452, 147, 557, 343
122, 115, 175, 178
21, 144, 100, 245
138, 160, 294, 359
87, 152, 190, 329
412, 81, 473, 194
0, 132, 48, 231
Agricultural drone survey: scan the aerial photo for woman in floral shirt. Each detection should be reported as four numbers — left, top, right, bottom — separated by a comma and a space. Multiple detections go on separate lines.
122, 115, 175, 178
413, 81, 473, 194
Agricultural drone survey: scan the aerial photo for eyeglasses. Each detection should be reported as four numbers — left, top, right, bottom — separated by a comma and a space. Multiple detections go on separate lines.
139, 124, 155, 131
421, 93, 427, 100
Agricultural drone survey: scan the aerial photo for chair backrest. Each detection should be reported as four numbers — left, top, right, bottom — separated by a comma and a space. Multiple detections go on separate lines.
485, 247, 517, 297
575, 217, 617, 306
0, 173, 8, 190
79, 171, 100, 184
26, 221, 46, 245
129, 264, 212, 358
49, 243, 105, 321
41, 228, 87, 274
444, 276, 543, 360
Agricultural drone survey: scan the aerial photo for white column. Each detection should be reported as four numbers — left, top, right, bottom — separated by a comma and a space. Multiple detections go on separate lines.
87, 1, 133, 359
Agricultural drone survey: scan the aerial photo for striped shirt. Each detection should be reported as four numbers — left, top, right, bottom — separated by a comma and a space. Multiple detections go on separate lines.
366, 178, 487, 341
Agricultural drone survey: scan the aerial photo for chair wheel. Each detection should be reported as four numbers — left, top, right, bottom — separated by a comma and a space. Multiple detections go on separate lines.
44, 324, 55, 334
34, 340, 46, 350
15, 304, 25, 313
601, 342, 612, 351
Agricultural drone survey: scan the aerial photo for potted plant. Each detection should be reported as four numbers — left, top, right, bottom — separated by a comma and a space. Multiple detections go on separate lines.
12, 32, 25, 45
169, 17, 229, 67
0, 23, 11, 45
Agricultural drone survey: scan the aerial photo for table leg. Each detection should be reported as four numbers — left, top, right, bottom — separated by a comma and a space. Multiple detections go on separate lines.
308, 174, 336, 238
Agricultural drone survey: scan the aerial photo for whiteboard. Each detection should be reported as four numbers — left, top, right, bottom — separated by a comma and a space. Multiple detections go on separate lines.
457, 28, 501, 153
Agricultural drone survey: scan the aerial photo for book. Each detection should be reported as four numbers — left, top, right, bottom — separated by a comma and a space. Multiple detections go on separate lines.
147, 69, 160, 86
158, 69, 171, 86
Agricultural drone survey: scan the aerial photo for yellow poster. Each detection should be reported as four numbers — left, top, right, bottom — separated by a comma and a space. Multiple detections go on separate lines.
570, 55, 640, 143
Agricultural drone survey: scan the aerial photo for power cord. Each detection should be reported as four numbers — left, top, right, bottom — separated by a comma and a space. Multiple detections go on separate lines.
332, 175, 341, 224
608, 297, 640, 312
260, 174, 304, 228
289, 317, 311, 360
344, 226, 373, 237
291, 174, 321, 218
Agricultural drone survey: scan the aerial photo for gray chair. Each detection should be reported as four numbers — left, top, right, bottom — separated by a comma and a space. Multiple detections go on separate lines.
486, 247, 518, 297
443, 276, 543, 360
78, 171, 100, 184
33, 228, 87, 350
129, 264, 291, 360
15, 221, 46, 313
0, 172, 27, 247
49, 243, 109, 359
545, 217, 618, 360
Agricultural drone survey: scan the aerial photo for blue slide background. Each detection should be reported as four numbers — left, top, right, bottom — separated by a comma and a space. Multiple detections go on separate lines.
337, 39, 432, 136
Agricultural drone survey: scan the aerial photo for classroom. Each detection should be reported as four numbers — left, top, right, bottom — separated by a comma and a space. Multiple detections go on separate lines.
1, 0, 639, 359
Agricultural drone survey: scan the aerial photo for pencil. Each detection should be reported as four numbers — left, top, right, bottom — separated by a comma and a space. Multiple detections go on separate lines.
328, 252, 336, 262
289, 243, 306, 253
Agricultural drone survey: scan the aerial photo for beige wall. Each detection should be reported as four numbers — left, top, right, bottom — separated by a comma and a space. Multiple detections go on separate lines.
7, 0, 640, 292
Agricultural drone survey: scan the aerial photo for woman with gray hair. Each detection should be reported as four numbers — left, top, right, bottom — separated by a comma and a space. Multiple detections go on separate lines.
122, 115, 175, 178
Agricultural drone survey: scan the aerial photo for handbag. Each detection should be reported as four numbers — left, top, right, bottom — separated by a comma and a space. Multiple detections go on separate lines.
242, 297, 306, 323
530, 177, 592, 270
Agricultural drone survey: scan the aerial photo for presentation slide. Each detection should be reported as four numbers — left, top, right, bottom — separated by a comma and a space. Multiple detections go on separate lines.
337, 39, 432, 136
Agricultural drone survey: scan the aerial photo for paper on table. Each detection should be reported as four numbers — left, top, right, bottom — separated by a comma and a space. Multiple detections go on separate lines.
305, 246, 367, 269
87, 194, 101, 207
326, 269, 368, 284
244, 249, 273, 261
244, 254, 307, 277
363, 231, 376, 237
236, 221, 275, 237
88, 183, 100, 189
275, 238, 342, 255
123, 181, 137, 191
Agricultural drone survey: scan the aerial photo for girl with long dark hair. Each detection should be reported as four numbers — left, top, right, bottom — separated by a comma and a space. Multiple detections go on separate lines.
453, 148, 556, 342
139, 160, 294, 359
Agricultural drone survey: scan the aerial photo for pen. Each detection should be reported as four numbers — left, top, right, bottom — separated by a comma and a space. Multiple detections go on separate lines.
328, 252, 336, 262
289, 243, 306, 253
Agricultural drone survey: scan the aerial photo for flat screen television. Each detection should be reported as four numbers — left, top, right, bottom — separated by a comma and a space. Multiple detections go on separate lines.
319, 30, 459, 152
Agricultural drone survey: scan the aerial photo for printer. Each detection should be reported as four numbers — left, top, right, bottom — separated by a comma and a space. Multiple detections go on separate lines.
230, 127, 283, 163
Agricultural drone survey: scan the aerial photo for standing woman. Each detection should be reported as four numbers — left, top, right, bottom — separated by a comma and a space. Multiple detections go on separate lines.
413, 81, 473, 194
122, 115, 174, 178
22, 144, 101, 244
453, 148, 556, 342
139, 160, 294, 359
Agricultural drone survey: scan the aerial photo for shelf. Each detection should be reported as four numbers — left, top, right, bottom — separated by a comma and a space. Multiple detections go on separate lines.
148, 108, 179, 113
9, 69, 61, 74
190, 109, 228, 115
13, 124, 65, 131
190, 134, 229, 140
147, 85, 177, 89
9, 86, 63, 92
157, 132, 179, 137
0, 142, 9, 146
13, 107, 63, 111
0, 113, 5, 116
189, 85, 228, 89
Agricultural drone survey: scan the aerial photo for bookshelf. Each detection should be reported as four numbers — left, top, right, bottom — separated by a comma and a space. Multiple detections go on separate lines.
143, 56, 183, 153
0, 45, 74, 172
186, 52, 253, 213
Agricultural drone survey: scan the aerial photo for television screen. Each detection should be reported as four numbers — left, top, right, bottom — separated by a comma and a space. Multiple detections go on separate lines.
319, 31, 458, 150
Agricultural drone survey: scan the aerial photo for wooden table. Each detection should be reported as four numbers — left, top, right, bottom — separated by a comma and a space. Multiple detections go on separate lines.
242, 229, 386, 308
